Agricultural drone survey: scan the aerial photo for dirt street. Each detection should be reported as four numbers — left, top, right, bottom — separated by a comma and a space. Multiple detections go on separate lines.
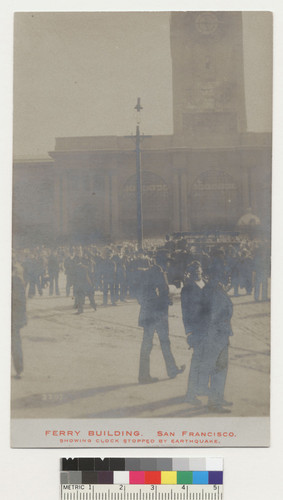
11, 275, 270, 419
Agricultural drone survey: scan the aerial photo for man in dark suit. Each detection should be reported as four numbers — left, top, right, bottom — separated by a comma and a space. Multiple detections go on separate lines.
138, 259, 184, 384
200, 267, 234, 413
73, 257, 97, 314
12, 263, 27, 378
181, 261, 209, 405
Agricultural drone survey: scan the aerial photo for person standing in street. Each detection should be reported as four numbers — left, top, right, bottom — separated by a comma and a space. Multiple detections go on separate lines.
48, 249, 60, 296
137, 258, 185, 384
73, 257, 97, 314
12, 262, 27, 379
181, 261, 209, 405
201, 267, 234, 413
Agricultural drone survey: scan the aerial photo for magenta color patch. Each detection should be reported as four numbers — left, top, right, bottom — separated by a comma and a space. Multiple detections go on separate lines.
130, 471, 145, 484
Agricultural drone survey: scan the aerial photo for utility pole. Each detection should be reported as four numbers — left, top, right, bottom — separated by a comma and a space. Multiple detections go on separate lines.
135, 98, 143, 249
125, 98, 151, 250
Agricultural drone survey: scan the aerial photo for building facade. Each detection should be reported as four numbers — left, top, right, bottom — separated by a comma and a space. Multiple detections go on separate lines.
13, 12, 272, 247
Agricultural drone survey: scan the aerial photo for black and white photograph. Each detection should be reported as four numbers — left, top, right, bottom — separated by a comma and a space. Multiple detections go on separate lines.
11, 11, 272, 447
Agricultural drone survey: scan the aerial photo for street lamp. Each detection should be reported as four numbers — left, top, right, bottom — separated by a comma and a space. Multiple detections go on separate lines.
135, 98, 143, 250
125, 98, 151, 250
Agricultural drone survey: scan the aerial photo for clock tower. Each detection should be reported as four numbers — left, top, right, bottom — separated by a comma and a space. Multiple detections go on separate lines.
170, 12, 247, 146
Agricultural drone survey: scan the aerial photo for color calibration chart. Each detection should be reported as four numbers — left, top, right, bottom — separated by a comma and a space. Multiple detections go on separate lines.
60, 458, 223, 500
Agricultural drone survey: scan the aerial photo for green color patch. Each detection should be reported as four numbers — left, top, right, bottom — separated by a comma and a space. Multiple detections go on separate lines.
177, 471, 193, 484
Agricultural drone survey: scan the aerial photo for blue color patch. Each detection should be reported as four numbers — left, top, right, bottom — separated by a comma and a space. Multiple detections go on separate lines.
193, 471, 209, 484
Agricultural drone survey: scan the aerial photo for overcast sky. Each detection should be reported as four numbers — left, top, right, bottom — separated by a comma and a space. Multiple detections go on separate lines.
13, 11, 273, 158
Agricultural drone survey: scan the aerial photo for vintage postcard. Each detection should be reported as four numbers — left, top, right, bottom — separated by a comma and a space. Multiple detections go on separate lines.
11, 11, 272, 447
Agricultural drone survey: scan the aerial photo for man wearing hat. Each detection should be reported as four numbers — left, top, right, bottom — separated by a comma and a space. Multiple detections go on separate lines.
138, 257, 185, 384
181, 261, 209, 405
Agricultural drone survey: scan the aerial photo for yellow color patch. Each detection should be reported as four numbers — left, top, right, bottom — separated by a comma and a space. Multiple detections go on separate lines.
161, 471, 177, 484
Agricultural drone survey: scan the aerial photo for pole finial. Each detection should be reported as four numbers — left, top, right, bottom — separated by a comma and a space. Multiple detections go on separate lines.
134, 97, 143, 112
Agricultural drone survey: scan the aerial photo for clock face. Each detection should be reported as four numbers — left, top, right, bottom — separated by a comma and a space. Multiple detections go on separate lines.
195, 13, 218, 35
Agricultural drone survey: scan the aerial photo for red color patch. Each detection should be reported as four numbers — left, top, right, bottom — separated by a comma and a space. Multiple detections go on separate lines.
145, 471, 161, 484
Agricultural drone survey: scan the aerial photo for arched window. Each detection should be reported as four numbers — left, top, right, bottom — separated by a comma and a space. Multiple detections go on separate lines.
190, 170, 240, 230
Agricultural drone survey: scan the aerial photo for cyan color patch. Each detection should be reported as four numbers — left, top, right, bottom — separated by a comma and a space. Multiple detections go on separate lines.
193, 471, 208, 484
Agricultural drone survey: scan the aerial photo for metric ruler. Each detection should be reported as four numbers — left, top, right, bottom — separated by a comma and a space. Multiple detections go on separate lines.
60, 484, 223, 500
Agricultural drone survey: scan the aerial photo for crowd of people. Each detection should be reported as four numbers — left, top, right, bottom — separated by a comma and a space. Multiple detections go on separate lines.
13, 233, 270, 305
12, 232, 270, 412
